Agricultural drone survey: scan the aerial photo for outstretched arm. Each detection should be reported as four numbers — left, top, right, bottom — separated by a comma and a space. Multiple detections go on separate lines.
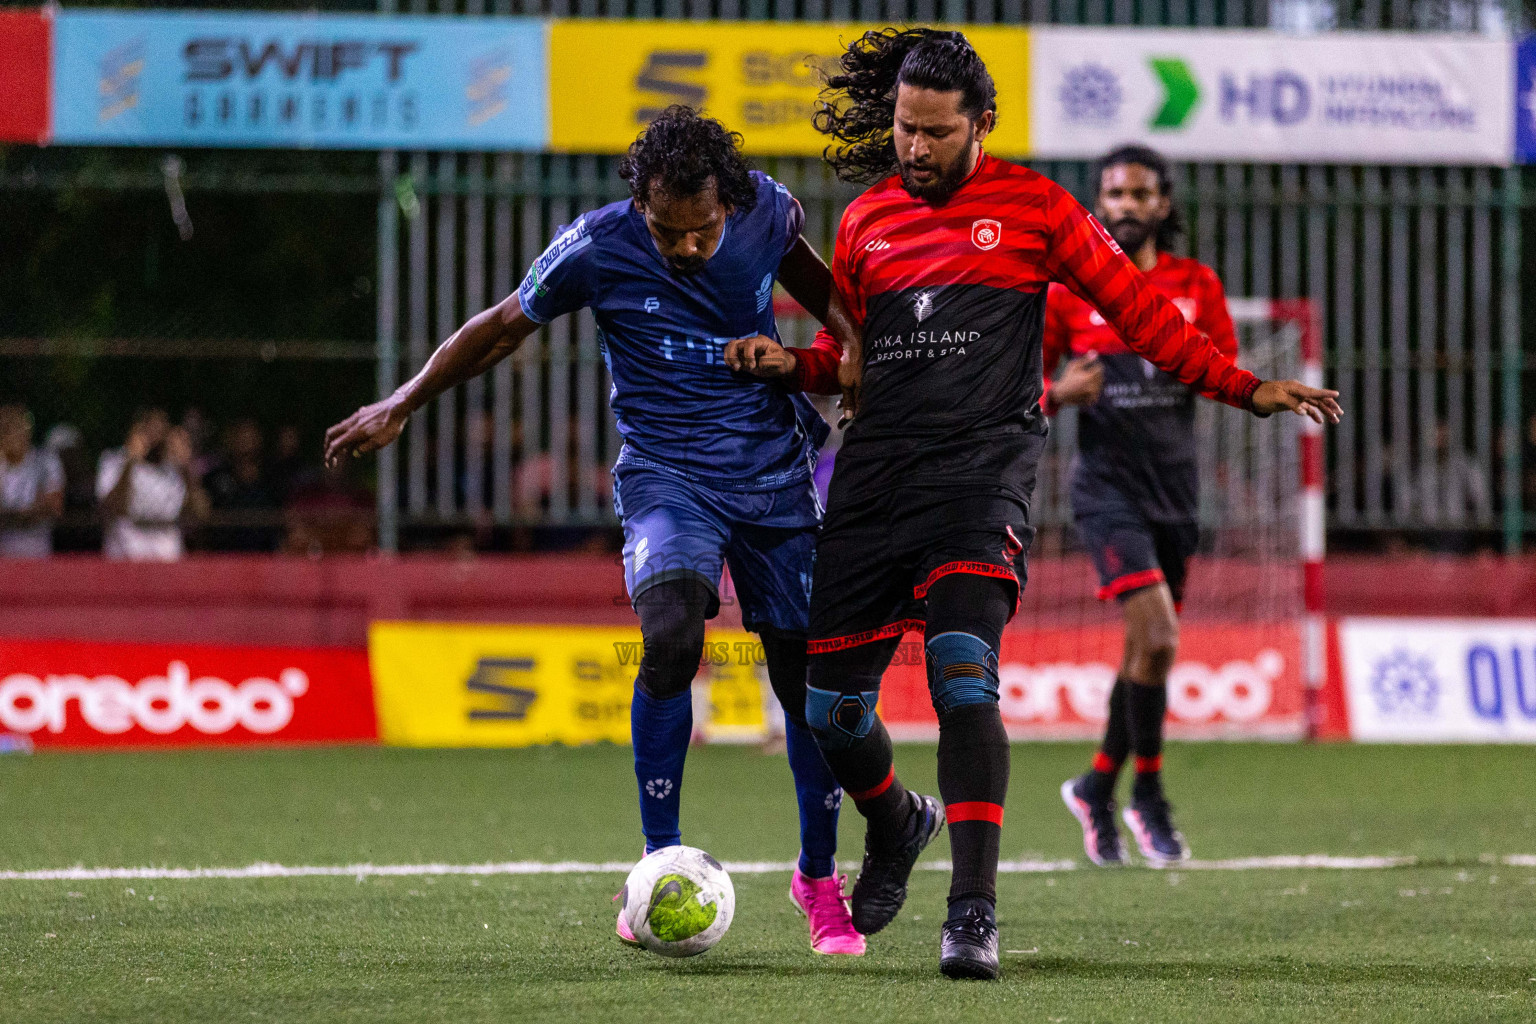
1045, 187, 1339, 423
324, 294, 538, 466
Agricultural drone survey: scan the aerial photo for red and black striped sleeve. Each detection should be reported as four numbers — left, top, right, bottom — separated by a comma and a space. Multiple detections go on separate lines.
1041, 184, 1260, 411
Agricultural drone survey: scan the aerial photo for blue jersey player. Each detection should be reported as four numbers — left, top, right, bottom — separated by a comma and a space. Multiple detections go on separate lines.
324, 107, 867, 955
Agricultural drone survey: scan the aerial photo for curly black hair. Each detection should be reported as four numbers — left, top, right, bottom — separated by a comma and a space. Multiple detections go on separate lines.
813, 27, 997, 185
618, 105, 758, 213
1093, 144, 1186, 252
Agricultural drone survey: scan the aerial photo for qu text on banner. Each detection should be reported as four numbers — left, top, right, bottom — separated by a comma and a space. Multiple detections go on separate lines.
50, 10, 548, 150
547, 21, 1029, 156
1339, 618, 1536, 742
1517, 35, 1536, 164
1030, 27, 1513, 165
0, 639, 377, 748
368, 622, 767, 748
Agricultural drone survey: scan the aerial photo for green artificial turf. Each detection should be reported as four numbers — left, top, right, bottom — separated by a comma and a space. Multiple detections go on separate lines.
0, 743, 1533, 1022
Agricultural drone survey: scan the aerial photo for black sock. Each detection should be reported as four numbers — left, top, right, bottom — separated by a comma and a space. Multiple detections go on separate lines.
1084, 677, 1131, 801
1127, 682, 1167, 802
938, 702, 1010, 905
817, 716, 913, 845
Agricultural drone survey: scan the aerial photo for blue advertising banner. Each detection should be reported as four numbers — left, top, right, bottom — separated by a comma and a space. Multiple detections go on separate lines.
1518, 35, 1536, 164
51, 10, 548, 150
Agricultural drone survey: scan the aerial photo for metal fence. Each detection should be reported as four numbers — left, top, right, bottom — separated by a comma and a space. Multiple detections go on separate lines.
374, 152, 1528, 550
371, 1, 1531, 551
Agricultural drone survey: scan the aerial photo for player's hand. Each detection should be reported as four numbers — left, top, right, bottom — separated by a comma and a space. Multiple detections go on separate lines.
1052, 352, 1104, 407
1251, 380, 1343, 425
837, 347, 862, 424
722, 335, 797, 379
324, 396, 411, 467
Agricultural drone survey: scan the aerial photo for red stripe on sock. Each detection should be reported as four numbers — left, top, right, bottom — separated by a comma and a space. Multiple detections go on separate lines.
1092, 751, 1120, 774
846, 766, 894, 802
945, 801, 1005, 826
1135, 755, 1163, 774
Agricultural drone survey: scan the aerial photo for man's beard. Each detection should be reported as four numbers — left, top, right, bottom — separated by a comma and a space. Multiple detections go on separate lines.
1108, 216, 1156, 255
666, 254, 707, 276
899, 138, 975, 204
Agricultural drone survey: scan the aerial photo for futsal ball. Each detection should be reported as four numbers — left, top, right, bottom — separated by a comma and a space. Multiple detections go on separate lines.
619, 845, 735, 957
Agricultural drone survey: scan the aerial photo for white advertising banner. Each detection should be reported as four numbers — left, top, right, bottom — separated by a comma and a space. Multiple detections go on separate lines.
1339, 618, 1536, 742
1030, 28, 1513, 165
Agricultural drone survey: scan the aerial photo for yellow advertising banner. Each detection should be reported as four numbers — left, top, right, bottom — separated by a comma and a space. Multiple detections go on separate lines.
548, 21, 1029, 157
369, 621, 768, 748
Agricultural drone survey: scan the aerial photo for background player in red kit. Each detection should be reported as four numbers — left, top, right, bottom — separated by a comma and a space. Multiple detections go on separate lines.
735, 28, 1340, 979
1045, 145, 1238, 869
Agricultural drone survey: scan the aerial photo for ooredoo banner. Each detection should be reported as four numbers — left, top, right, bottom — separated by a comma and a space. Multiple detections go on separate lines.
1030, 27, 1514, 165
1339, 617, 1536, 742
369, 622, 768, 747
0, 639, 377, 748
880, 624, 1305, 740
50, 10, 548, 149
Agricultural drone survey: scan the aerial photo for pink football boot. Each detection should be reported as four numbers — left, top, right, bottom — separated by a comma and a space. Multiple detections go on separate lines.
613, 888, 642, 948
790, 867, 867, 955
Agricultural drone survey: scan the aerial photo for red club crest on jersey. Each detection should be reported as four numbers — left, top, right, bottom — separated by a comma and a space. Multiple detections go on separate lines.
971, 219, 1002, 251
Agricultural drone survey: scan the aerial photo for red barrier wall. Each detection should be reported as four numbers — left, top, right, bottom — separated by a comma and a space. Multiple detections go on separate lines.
2, 553, 1529, 650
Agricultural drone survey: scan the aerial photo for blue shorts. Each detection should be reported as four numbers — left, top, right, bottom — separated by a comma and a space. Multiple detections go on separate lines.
613, 464, 822, 634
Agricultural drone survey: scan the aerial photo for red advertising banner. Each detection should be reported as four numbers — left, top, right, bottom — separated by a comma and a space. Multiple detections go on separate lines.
0, 639, 376, 748
0, 9, 50, 145
880, 624, 1304, 740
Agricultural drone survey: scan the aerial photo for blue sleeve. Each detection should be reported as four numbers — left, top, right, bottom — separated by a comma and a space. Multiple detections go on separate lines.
516, 217, 598, 324
767, 176, 804, 257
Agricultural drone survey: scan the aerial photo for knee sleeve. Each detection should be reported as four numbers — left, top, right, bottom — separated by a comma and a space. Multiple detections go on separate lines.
925, 631, 1000, 714
633, 578, 711, 700
805, 685, 879, 751
758, 629, 809, 731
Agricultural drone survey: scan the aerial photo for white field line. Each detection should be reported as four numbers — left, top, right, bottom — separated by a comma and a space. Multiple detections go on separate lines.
0, 855, 1531, 882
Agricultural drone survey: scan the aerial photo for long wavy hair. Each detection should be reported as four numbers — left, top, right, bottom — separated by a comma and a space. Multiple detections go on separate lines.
1092, 144, 1186, 252
813, 27, 997, 185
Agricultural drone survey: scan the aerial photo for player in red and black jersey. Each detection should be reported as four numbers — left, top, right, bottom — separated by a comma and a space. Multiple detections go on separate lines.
733, 28, 1339, 979
1045, 146, 1238, 870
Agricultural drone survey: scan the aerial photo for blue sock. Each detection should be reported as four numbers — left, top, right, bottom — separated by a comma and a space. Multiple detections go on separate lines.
785, 714, 841, 878
632, 687, 692, 853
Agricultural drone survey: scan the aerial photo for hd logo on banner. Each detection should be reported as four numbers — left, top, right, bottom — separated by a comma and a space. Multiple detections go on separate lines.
1339, 618, 1536, 742
50, 10, 548, 149
1031, 27, 1513, 165
368, 622, 767, 747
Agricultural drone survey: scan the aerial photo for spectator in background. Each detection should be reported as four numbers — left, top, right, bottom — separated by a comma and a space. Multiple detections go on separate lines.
0, 404, 64, 558
282, 461, 373, 556
203, 417, 280, 552
269, 424, 307, 503
96, 407, 209, 560
43, 423, 95, 514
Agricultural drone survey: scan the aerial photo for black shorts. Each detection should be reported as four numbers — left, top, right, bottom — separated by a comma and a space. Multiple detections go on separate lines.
808, 486, 1035, 654
1075, 505, 1199, 611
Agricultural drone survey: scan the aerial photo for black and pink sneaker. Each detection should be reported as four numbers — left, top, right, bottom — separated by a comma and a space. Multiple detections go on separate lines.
1061, 775, 1127, 867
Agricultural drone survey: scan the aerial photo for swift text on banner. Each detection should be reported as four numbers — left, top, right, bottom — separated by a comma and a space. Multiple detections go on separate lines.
50, 10, 548, 150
